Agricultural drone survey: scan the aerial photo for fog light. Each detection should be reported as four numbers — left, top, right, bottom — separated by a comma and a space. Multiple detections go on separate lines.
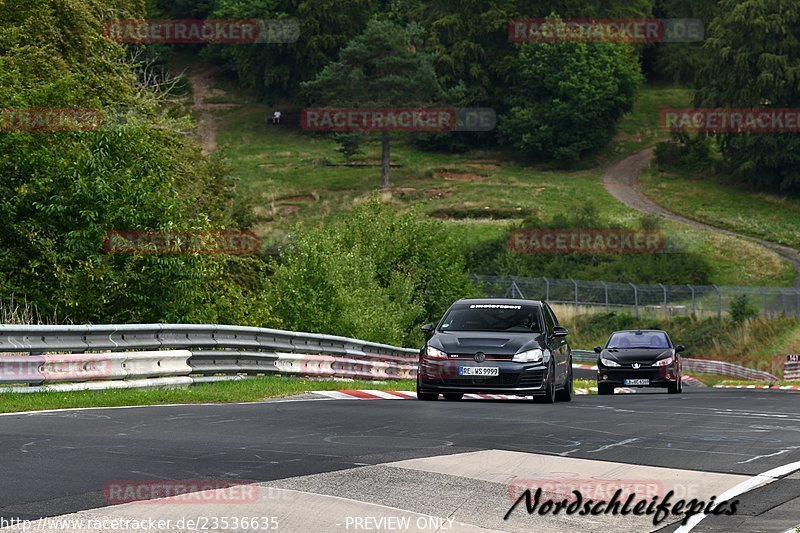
602, 374, 608, 380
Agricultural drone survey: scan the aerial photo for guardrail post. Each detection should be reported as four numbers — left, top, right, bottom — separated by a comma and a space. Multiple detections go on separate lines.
796, 288, 799, 318
713, 285, 721, 319
659, 283, 667, 319
628, 282, 639, 318
688, 285, 696, 317
601, 282, 608, 313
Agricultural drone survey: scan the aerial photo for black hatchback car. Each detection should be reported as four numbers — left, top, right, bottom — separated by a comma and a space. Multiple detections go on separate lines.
416, 298, 573, 403
595, 330, 685, 395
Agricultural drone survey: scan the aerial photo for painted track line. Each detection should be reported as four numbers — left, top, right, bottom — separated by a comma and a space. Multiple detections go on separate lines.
676, 459, 800, 532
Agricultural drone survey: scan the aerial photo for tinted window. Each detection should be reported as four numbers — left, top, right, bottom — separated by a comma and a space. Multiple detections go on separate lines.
439, 304, 543, 332
607, 331, 670, 349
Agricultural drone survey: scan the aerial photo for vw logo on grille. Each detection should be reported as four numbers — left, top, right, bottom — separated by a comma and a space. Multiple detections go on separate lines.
474, 352, 486, 363
632, 363, 641, 369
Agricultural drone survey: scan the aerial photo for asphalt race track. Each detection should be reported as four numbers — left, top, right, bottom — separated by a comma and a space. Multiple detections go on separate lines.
1, 388, 799, 532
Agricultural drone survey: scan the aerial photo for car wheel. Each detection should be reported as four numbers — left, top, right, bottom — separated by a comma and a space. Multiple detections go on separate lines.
555, 361, 573, 402
443, 393, 463, 401
667, 380, 680, 394
535, 362, 556, 403
597, 383, 614, 395
416, 378, 439, 401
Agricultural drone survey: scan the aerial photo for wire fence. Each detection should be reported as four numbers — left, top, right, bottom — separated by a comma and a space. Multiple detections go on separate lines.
471, 275, 800, 319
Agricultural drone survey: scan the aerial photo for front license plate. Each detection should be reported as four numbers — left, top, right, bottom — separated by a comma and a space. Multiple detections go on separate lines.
624, 379, 650, 386
459, 366, 499, 376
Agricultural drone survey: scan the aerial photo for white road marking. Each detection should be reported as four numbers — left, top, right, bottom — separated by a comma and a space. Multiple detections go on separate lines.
586, 438, 640, 453
677, 459, 800, 532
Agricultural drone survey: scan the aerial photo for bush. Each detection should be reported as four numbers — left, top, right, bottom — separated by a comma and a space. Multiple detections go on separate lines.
498, 16, 642, 161
265, 197, 476, 346
729, 294, 758, 325
465, 202, 712, 284
654, 132, 712, 172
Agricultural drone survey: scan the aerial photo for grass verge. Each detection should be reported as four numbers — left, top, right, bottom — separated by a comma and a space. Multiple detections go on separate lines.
640, 166, 800, 250
0, 377, 414, 414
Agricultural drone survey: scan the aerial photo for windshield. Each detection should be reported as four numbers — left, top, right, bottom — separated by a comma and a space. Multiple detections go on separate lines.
607, 331, 670, 349
438, 304, 543, 333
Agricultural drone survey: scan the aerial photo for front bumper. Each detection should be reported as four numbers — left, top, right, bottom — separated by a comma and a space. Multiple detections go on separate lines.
418, 358, 551, 395
597, 365, 679, 388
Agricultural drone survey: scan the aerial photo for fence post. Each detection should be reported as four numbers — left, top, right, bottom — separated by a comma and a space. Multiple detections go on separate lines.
602, 281, 609, 313
713, 285, 721, 319
572, 279, 579, 312
659, 283, 668, 319
763, 287, 768, 318
796, 288, 799, 318
688, 284, 695, 317
544, 278, 550, 302
629, 282, 639, 318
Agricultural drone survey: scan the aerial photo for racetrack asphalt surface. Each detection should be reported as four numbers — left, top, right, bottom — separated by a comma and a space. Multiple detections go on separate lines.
1, 387, 799, 532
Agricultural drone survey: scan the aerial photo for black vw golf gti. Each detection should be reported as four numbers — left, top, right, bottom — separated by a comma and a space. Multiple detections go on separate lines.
595, 329, 685, 395
416, 299, 573, 403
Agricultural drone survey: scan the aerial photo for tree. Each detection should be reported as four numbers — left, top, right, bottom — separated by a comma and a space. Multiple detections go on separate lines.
0, 0, 275, 325
498, 17, 642, 161
208, 0, 377, 102
301, 18, 451, 188
695, 0, 800, 194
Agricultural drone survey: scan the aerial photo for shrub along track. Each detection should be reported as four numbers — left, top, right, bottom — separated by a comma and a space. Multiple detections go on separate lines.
602, 148, 800, 286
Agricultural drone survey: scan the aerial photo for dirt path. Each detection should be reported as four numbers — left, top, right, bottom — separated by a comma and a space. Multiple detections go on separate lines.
602, 148, 800, 286
188, 67, 239, 154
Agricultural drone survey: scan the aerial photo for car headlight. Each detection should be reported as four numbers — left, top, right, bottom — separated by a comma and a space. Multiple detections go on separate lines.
426, 345, 447, 359
513, 349, 543, 363
653, 356, 674, 367
600, 357, 621, 367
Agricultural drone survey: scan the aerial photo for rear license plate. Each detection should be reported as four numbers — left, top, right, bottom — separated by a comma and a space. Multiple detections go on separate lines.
624, 379, 650, 385
459, 366, 499, 376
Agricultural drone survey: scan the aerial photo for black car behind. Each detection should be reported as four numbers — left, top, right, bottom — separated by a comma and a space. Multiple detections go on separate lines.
595, 329, 685, 395
416, 298, 573, 403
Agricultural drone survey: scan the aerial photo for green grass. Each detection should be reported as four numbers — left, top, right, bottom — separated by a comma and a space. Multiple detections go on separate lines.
0, 376, 600, 413
609, 85, 693, 157
217, 101, 791, 287
640, 166, 800, 250
0, 376, 413, 414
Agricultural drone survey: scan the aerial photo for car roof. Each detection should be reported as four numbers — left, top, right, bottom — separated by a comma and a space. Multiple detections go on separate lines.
454, 298, 544, 306
610, 329, 669, 335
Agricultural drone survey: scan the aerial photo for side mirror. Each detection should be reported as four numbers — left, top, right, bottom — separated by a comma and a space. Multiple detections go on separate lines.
594, 346, 603, 354
552, 326, 569, 337
420, 323, 435, 336
675, 345, 685, 353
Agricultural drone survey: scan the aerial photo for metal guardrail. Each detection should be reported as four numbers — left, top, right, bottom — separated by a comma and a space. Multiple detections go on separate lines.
0, 324, 419, 392
0, 325, 786, 392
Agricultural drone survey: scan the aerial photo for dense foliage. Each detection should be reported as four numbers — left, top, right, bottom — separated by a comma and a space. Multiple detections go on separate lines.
0, 0, 273, 324
694, 0, 800, 195
265, 199, 476, 346
465, 203, 712, 284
